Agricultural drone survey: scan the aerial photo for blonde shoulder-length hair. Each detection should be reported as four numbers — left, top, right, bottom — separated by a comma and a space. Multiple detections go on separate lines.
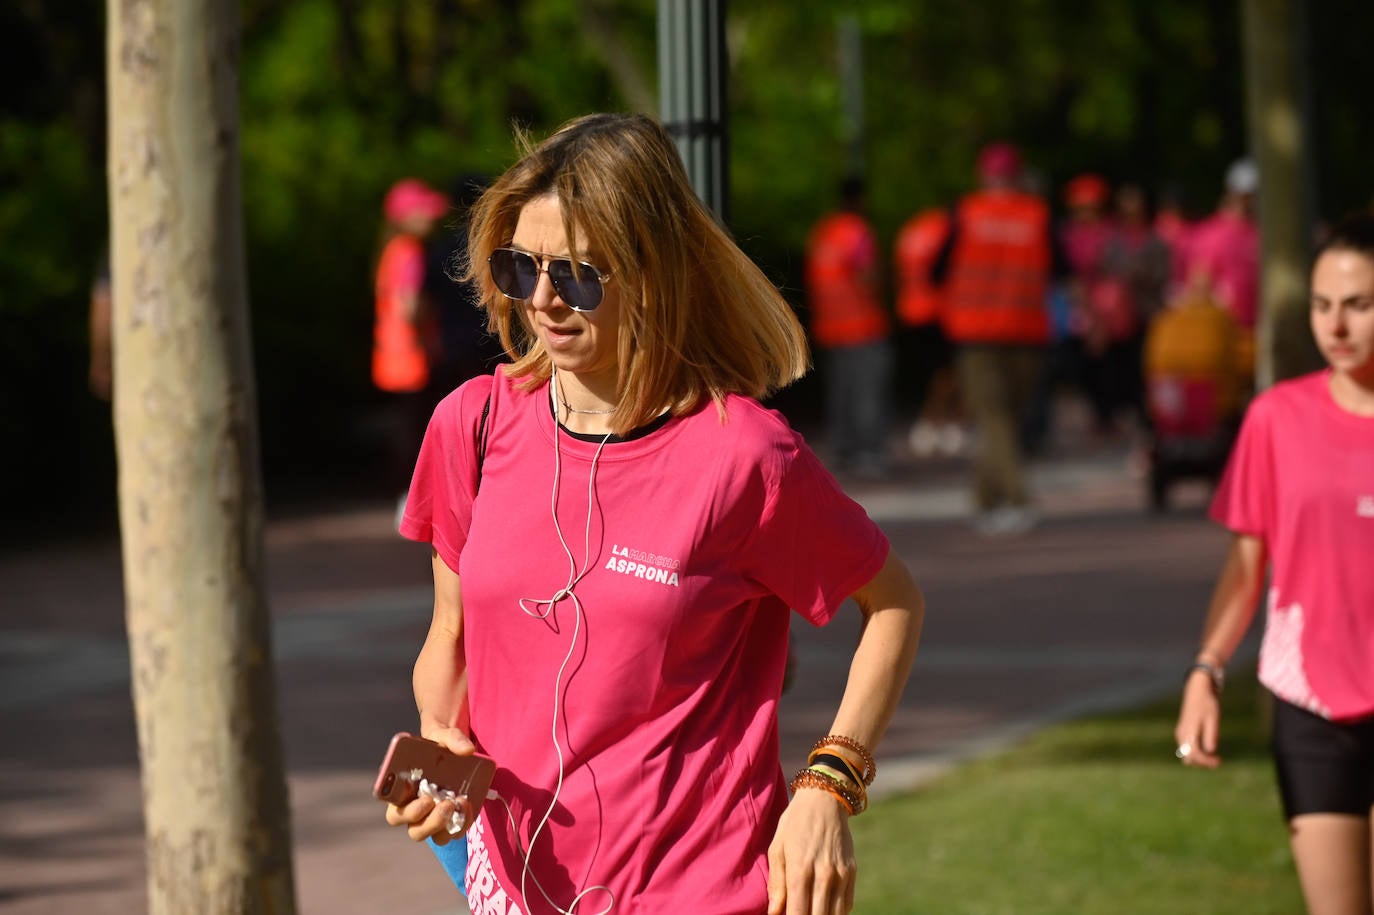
463, 112, 810, 434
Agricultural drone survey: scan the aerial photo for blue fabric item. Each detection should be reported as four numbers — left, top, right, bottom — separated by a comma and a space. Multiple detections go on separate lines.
1046, 283, 1074, 341
427, 835, 469, 895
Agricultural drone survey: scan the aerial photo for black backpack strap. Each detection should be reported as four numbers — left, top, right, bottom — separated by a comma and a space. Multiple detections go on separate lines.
475, 393, 491, 492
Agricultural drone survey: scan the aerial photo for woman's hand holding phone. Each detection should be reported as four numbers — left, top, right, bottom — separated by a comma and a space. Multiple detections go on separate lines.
377, 731, 494, 845
421, 725, 476, 758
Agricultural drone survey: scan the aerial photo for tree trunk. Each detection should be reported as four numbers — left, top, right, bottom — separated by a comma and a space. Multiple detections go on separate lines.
107, 1, 297, 912
1240, 0, 1323, 386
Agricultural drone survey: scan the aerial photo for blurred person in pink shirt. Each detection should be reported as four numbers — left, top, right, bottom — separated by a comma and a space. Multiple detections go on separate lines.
1182, 159, 1260, 328
1153, 184, 1194, 300
1060, 173, 1115, 286
1059, 173, 1125, 436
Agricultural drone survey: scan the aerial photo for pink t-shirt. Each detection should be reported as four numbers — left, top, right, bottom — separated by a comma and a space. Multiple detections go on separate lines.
1209, 371, 1374, 721
1183, 211, 1259, 328
1060, 218, 1115, 280
400, 369, 890, 914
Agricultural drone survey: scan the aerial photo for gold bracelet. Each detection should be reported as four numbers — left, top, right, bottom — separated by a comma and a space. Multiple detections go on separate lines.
809, 734, 876, 786
790, 766, 866, 815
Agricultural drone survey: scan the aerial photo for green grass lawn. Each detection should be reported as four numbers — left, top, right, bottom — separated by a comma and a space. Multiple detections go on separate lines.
853, 673, 1304, 914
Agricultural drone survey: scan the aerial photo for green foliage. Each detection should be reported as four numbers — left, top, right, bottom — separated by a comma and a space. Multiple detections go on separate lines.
0, 119, 102, 317
4, 0, 1374, 525
851, 674, 1303, 914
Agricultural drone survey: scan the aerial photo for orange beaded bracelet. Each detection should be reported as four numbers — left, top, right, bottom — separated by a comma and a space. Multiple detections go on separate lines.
789, 767, 866, 815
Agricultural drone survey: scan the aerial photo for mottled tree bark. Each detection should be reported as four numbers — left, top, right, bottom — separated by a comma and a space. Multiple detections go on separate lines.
1241, 0, 1323, 385
107, 0, 297, 912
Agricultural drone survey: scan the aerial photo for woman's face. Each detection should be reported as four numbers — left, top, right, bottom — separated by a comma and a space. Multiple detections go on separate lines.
399, 212, 437, 236
510, 194, 622, 387
1310, 248, 1374, 385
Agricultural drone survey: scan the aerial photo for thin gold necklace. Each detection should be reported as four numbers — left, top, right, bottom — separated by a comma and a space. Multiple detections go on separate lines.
561, 399, 618, 415
553, 374, 619, 415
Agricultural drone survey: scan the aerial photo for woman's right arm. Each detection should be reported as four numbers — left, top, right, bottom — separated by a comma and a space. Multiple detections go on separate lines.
414, 549, 473, 752
385, 549, 474, 843
1174, 533, 1267, 768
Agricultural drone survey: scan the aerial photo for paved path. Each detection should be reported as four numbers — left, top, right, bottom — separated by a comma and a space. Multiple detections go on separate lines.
0, 440, 1236, 914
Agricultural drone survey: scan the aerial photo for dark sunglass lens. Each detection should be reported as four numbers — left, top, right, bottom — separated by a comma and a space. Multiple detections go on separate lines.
489, 249, 538, 299
549, 259, 603, 311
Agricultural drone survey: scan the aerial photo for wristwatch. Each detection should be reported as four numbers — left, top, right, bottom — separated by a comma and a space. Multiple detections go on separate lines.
1186, 660, 1225, 695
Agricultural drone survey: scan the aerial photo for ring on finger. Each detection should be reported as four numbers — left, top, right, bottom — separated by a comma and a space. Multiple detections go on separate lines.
1175, 742, 1192, 760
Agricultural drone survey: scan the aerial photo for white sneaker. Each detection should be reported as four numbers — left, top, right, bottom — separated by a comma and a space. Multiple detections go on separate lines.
973, 506, 1039, 537
998, 506, 1039, 534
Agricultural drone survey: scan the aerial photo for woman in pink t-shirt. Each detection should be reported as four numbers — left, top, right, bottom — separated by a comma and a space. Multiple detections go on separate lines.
383, 114, 925, 915
1174, 212, 1374, 915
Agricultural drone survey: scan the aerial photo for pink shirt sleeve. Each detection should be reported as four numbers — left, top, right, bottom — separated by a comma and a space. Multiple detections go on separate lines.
399, 374, 495, 571
1208, 393, 1276, 538
741, 436, 890, 626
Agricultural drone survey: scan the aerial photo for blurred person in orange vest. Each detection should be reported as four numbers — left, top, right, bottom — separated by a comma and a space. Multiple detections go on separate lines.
376, 177, 449, 518
805, 177, 893, 479
894, 206, 965, 458
933, 142, 1055, 535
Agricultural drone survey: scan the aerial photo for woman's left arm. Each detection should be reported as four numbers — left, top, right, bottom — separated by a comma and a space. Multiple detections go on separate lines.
767, 546, 924, 915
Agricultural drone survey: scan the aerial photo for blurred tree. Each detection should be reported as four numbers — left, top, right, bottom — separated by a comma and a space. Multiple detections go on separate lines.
1241, 0, 1323, 387
108, 0, 297, 910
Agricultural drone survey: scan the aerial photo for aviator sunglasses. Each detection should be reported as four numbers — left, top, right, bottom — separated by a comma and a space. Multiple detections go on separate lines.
488, 247, 614, 312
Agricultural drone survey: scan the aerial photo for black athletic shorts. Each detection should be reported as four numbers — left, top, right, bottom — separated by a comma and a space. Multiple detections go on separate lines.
1271, 695, 1374, 819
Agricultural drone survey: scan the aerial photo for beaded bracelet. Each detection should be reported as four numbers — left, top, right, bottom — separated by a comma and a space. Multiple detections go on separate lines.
789, 767, 864, 815
808, 735, 876, 786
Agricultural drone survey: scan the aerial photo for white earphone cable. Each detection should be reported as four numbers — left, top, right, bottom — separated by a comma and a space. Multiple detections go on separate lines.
505, 368, 615, 915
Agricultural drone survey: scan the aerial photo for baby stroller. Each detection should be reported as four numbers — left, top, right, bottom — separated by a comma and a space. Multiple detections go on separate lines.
1142, 295, 1251, 511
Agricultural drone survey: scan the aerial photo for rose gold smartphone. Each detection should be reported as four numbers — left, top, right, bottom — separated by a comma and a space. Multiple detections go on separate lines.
373, 732, 496, 832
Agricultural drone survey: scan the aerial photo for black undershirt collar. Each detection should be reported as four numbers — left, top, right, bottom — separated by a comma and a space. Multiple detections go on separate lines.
548, 398, 672, 443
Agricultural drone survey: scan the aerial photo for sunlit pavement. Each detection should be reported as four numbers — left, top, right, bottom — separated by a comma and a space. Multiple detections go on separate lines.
0, 425, 1239, 914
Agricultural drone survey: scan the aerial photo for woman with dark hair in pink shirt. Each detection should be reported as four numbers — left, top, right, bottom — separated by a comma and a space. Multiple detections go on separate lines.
1174, 212, 1374, 915
383, 113, 925, 915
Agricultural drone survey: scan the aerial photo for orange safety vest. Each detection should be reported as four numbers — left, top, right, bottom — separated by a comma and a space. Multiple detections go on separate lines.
372, 234, 430, 393
804, 212, 889, 347
894, 208, 950, 327
942, 190, 1051, 345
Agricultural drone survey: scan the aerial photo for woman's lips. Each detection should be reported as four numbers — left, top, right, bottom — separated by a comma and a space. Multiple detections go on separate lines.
544, 325, 582, 346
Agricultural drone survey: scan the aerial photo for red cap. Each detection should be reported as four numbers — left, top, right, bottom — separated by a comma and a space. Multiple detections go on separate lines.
384, 178, 449, 223
977, 142, 1022, 181
1064, 173, 1109, 209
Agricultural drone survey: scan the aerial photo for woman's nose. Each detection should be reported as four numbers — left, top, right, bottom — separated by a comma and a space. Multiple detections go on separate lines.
527, 270, 562, 311
1329, 307, 1349, 335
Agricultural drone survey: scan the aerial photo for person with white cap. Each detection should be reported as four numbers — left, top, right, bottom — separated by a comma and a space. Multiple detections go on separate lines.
1180, 158, 1260, 330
